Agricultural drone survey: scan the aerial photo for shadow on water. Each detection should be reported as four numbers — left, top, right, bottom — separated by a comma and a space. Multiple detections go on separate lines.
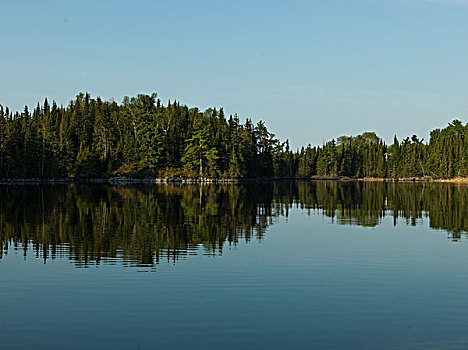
0, 181, 467, 267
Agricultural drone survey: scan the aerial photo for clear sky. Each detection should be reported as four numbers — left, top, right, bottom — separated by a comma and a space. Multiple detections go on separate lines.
1, 0, 467, 148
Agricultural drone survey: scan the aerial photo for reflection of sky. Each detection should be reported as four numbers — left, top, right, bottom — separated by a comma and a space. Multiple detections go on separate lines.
2, 1, 468, 148
2, 209, 468, 349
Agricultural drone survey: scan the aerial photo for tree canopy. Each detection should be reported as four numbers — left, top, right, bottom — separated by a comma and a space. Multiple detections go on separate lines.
0, 93, 466, 179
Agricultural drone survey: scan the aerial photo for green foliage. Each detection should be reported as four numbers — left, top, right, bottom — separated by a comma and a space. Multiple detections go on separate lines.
1, 93, 468, 179
296, 121, 468, 179
0, 93, 289, 179
182, 117, 219, 177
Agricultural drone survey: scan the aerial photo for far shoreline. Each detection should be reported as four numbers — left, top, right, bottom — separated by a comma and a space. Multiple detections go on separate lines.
1, 176, 468, 185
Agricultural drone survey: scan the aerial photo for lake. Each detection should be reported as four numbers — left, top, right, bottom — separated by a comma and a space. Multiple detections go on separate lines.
1, 181, 468, 349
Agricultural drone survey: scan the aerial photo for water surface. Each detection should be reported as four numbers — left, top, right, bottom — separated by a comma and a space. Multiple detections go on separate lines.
1, 181, 468, 349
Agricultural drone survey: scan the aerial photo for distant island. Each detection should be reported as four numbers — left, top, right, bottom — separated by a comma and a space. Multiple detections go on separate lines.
0, 92, 466, 181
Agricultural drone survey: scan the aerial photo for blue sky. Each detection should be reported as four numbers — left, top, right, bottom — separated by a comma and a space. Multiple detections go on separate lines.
1, 0, 467, 148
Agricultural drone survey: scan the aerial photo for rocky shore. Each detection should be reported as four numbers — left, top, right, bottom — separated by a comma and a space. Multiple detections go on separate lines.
0, 176, 466, 185
0, 176, 354, 185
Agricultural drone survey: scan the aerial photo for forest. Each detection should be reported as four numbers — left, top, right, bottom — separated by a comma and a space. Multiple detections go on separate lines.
0, 92, 466, 179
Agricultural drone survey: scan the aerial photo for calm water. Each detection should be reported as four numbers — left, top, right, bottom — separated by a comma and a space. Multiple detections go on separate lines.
2, 181, 468, 349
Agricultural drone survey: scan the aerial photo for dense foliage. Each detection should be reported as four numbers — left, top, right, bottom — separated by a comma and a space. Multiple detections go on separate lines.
0, 93, 292, 178
0, 93, 466, 179
296, 120, 468, 179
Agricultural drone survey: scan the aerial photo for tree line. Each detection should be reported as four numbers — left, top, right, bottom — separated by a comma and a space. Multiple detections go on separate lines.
0, 92, 466, 179
296, 121, 468, 179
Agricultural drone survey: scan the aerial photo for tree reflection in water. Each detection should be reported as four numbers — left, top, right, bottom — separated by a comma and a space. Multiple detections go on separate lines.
0, 181, 467, 267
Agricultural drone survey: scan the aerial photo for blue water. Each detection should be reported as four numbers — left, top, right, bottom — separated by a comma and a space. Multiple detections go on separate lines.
1, 183, 468, 349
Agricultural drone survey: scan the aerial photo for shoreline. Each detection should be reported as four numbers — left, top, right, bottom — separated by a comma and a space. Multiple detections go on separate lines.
1, 176, 468, 185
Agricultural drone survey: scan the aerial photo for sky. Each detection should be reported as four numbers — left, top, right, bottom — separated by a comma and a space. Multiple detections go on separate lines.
1, 0, 468, 149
